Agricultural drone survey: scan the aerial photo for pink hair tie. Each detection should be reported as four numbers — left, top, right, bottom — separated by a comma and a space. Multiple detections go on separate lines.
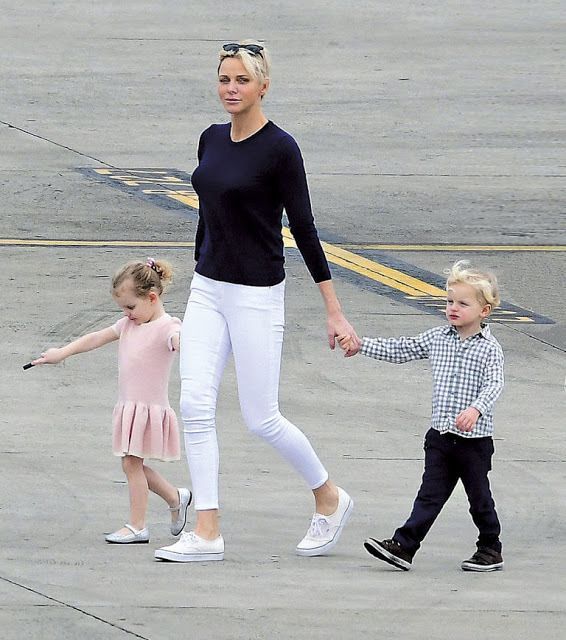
145, 257, 162, 278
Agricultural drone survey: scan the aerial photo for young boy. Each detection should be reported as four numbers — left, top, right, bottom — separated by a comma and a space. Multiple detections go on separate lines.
340, 260, 504, 572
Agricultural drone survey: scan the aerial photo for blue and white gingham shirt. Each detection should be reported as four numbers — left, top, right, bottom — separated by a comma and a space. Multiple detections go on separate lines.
360, 324, 504, 438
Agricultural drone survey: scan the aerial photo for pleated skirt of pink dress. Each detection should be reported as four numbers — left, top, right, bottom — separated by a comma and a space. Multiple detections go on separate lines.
112, 400, 181, 461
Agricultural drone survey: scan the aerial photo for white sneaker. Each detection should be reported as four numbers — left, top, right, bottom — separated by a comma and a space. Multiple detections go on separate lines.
154, 531, 224, 562
296, 487, 353, 556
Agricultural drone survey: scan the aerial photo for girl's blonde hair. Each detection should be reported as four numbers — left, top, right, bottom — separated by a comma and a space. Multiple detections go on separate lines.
112, 258, 173, 297
218, 40, 271, 85
446, 260, 500, 309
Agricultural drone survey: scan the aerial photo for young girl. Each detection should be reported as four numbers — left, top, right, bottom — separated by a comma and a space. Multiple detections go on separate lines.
32, 258, 192, 544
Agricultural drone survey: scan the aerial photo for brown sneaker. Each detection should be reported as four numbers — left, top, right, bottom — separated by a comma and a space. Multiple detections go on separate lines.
461, 547, 504, 572
364, 537, 413, 571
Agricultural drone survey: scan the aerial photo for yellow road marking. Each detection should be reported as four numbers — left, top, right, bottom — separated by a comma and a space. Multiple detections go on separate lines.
0, 235, 449, 297
0, 239, 196, 247
4, 238, 565, 253
324, 242, 446, 297
7, 167, 560, 322
95, 169, 173, 175
0, 238, 300, 249
0, 235, 555, 306
281, 229, 446, 297
339, 244, 566, 252
165, 192, 201, 210
5, 166, 549, 323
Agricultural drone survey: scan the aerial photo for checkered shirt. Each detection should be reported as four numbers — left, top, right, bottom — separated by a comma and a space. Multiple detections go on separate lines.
360, 324, 504, 437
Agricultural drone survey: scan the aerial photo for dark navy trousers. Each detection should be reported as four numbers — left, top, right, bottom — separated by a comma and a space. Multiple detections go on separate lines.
394, 428, 502, 555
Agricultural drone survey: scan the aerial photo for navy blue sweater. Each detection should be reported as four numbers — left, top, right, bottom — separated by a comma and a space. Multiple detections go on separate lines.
191, 121, 331, 286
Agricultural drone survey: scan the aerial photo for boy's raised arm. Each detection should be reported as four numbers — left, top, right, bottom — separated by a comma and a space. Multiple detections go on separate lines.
359, 328, 437, 364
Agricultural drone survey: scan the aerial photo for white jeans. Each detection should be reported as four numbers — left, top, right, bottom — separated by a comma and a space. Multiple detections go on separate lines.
180, 272, 329, 510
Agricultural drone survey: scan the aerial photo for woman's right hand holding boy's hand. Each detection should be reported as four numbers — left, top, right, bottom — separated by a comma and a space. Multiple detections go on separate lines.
32, 348, 66, 366
337, 334, 360, 356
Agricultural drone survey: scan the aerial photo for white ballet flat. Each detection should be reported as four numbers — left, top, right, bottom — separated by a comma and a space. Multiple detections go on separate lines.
105, 524, 150, 544
170, 488, 192, 536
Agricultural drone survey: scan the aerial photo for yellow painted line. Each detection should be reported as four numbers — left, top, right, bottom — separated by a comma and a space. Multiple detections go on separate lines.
0, 238, 304, 249
95, 169, 171, 175
87, 179, 449, 296
66, 168, 550, 323
95, 169, 191, 187
7, 164, 559, 311
280, 228, 446, 297
165, 192, 203, 211
6, 238, 561, 256
0, 238, 298, 250
161, 188, 557, 298
0, 234, 444, 297
324, 241, 446, 297
338, 244, 566, 252
0, 239, 195, 247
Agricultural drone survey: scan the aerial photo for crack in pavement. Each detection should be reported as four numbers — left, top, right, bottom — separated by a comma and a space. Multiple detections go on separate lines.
0, 575, 151, 639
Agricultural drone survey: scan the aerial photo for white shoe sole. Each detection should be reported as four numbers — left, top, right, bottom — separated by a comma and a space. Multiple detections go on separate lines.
461, 561, 504, 572
154, 549, 224, 562
105, 527, 150, 544
364, 539, 412, 571
296, 497, 354, 557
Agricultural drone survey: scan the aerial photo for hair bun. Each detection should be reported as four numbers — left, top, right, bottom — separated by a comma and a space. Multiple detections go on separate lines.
146, 257, 163, 277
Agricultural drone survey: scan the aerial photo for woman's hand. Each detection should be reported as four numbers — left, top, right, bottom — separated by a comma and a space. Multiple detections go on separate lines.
317, 280, 360, 357
337, 333, 360, 356
327, 311, 361, 357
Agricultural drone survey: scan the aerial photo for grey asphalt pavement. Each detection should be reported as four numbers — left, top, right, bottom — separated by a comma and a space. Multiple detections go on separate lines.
1, 2, 565, 639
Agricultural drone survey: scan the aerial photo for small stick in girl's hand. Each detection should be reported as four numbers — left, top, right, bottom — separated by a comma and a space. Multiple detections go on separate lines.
23, 362, 34, 370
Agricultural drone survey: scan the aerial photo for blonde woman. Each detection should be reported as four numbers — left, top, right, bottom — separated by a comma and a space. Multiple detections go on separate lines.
155, 41, 358, 563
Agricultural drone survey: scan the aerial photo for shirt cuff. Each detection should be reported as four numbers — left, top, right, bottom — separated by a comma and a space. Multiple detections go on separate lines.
359, 337, 373, 356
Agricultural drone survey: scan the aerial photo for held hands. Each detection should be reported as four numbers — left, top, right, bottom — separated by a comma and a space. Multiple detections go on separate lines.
336, 334, 361, 357
31, 347, 67, 366
455, 407, 481, 432
327, 311, 360, 357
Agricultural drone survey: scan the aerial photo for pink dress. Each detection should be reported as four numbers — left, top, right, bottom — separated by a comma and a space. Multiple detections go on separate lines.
111, 313, 182, 461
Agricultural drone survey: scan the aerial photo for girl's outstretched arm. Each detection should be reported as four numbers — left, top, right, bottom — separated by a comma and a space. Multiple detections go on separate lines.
32, 327, 118, 365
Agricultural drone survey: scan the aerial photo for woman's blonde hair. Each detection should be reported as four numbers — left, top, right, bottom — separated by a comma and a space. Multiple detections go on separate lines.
446, 260, 500, 309
112, 258, 173, 297
218, 40, 271, 85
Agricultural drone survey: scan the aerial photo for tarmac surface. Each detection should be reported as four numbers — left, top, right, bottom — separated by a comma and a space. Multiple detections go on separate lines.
1, 2, 565, 639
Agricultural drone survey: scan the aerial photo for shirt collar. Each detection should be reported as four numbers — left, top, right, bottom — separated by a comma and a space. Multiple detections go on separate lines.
443, 323, 492, 340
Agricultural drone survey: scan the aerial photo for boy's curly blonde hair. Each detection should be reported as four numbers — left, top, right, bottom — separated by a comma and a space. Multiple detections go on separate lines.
446, 260, 500, 309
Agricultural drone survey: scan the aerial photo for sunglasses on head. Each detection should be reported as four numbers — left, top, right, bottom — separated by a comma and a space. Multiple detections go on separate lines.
222, 43, 264, 57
